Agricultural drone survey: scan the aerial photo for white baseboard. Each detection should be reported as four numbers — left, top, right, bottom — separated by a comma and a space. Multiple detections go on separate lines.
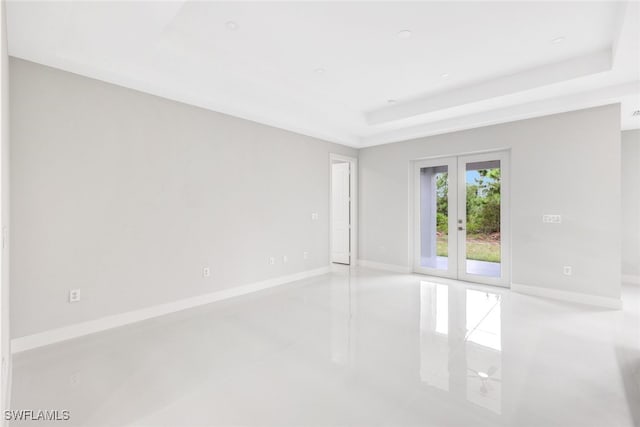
511, 283, 622, 309
622, 274, 640, 285
357, 259, 412, 274
11, 266, 331, 354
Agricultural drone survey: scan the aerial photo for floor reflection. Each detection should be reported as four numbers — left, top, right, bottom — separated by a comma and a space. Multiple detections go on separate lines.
420, 281, 502, 414
10, 269, 637, 426
330, 272, 354, 366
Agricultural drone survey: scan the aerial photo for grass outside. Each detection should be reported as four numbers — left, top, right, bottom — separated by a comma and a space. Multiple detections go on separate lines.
436, 234, 501, 263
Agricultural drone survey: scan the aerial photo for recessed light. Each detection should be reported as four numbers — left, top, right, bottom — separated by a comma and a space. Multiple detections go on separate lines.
396, 30, 412, 39
226, 21, 239, 31
314, 68, 325, 74
387, 99, 397, 104
551, 36, 565, 44
441, 73, 450, 79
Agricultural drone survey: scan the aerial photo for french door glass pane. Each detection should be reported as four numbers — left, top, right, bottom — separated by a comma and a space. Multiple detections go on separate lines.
465, 160, 501, 277
420, 165, 449, 270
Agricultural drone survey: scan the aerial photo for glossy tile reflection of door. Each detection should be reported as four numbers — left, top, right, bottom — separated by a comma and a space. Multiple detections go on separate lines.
419, 281, 503, 414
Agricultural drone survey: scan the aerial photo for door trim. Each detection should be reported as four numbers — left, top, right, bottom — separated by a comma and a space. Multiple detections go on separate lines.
329, 153, 358, 265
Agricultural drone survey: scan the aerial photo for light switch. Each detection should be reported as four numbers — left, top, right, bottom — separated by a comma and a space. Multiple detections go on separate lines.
69, 289, 81, 303
543, 214, 562, 224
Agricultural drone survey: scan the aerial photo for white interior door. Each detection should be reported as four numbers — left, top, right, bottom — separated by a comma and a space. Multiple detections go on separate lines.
331, 162, 351, 264
414, 151, 509, 287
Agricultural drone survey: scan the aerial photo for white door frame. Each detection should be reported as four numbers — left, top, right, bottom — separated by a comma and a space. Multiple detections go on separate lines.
329, 153, 358, 265
411, 150, 510, 288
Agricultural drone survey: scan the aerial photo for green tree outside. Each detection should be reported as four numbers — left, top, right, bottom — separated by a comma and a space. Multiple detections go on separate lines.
435, 169, 501, 262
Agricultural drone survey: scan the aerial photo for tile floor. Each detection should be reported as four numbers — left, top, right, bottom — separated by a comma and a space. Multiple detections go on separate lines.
9, 267, 640, 426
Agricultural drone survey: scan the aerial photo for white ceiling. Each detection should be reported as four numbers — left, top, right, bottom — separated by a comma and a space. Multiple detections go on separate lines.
6, 1, 640, 147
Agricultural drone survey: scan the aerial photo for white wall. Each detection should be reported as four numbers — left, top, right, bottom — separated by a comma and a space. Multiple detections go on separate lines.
0, 0, 10, 412
10, 58, 356, 338
622, 129, 640, 281
359, 105, 621, 299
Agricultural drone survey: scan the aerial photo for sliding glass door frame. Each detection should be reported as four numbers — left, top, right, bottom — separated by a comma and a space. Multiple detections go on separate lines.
413, 150, 510, 288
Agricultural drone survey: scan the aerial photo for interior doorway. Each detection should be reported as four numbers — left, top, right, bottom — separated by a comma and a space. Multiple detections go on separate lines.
330, 154, 357, 265
413, 151, 510, 287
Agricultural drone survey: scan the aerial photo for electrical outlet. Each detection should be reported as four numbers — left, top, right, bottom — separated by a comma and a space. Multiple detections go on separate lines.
203, 267, 210, 277
69, 289, 81, 303
563, 266, 572, 276
269, 257, 275, 265
283, 255, 288, 264
303, 251, 309, 260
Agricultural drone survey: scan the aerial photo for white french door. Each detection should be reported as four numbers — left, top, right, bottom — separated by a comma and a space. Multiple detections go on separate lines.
413, 157, 458, 279
413, 151, 510, 287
